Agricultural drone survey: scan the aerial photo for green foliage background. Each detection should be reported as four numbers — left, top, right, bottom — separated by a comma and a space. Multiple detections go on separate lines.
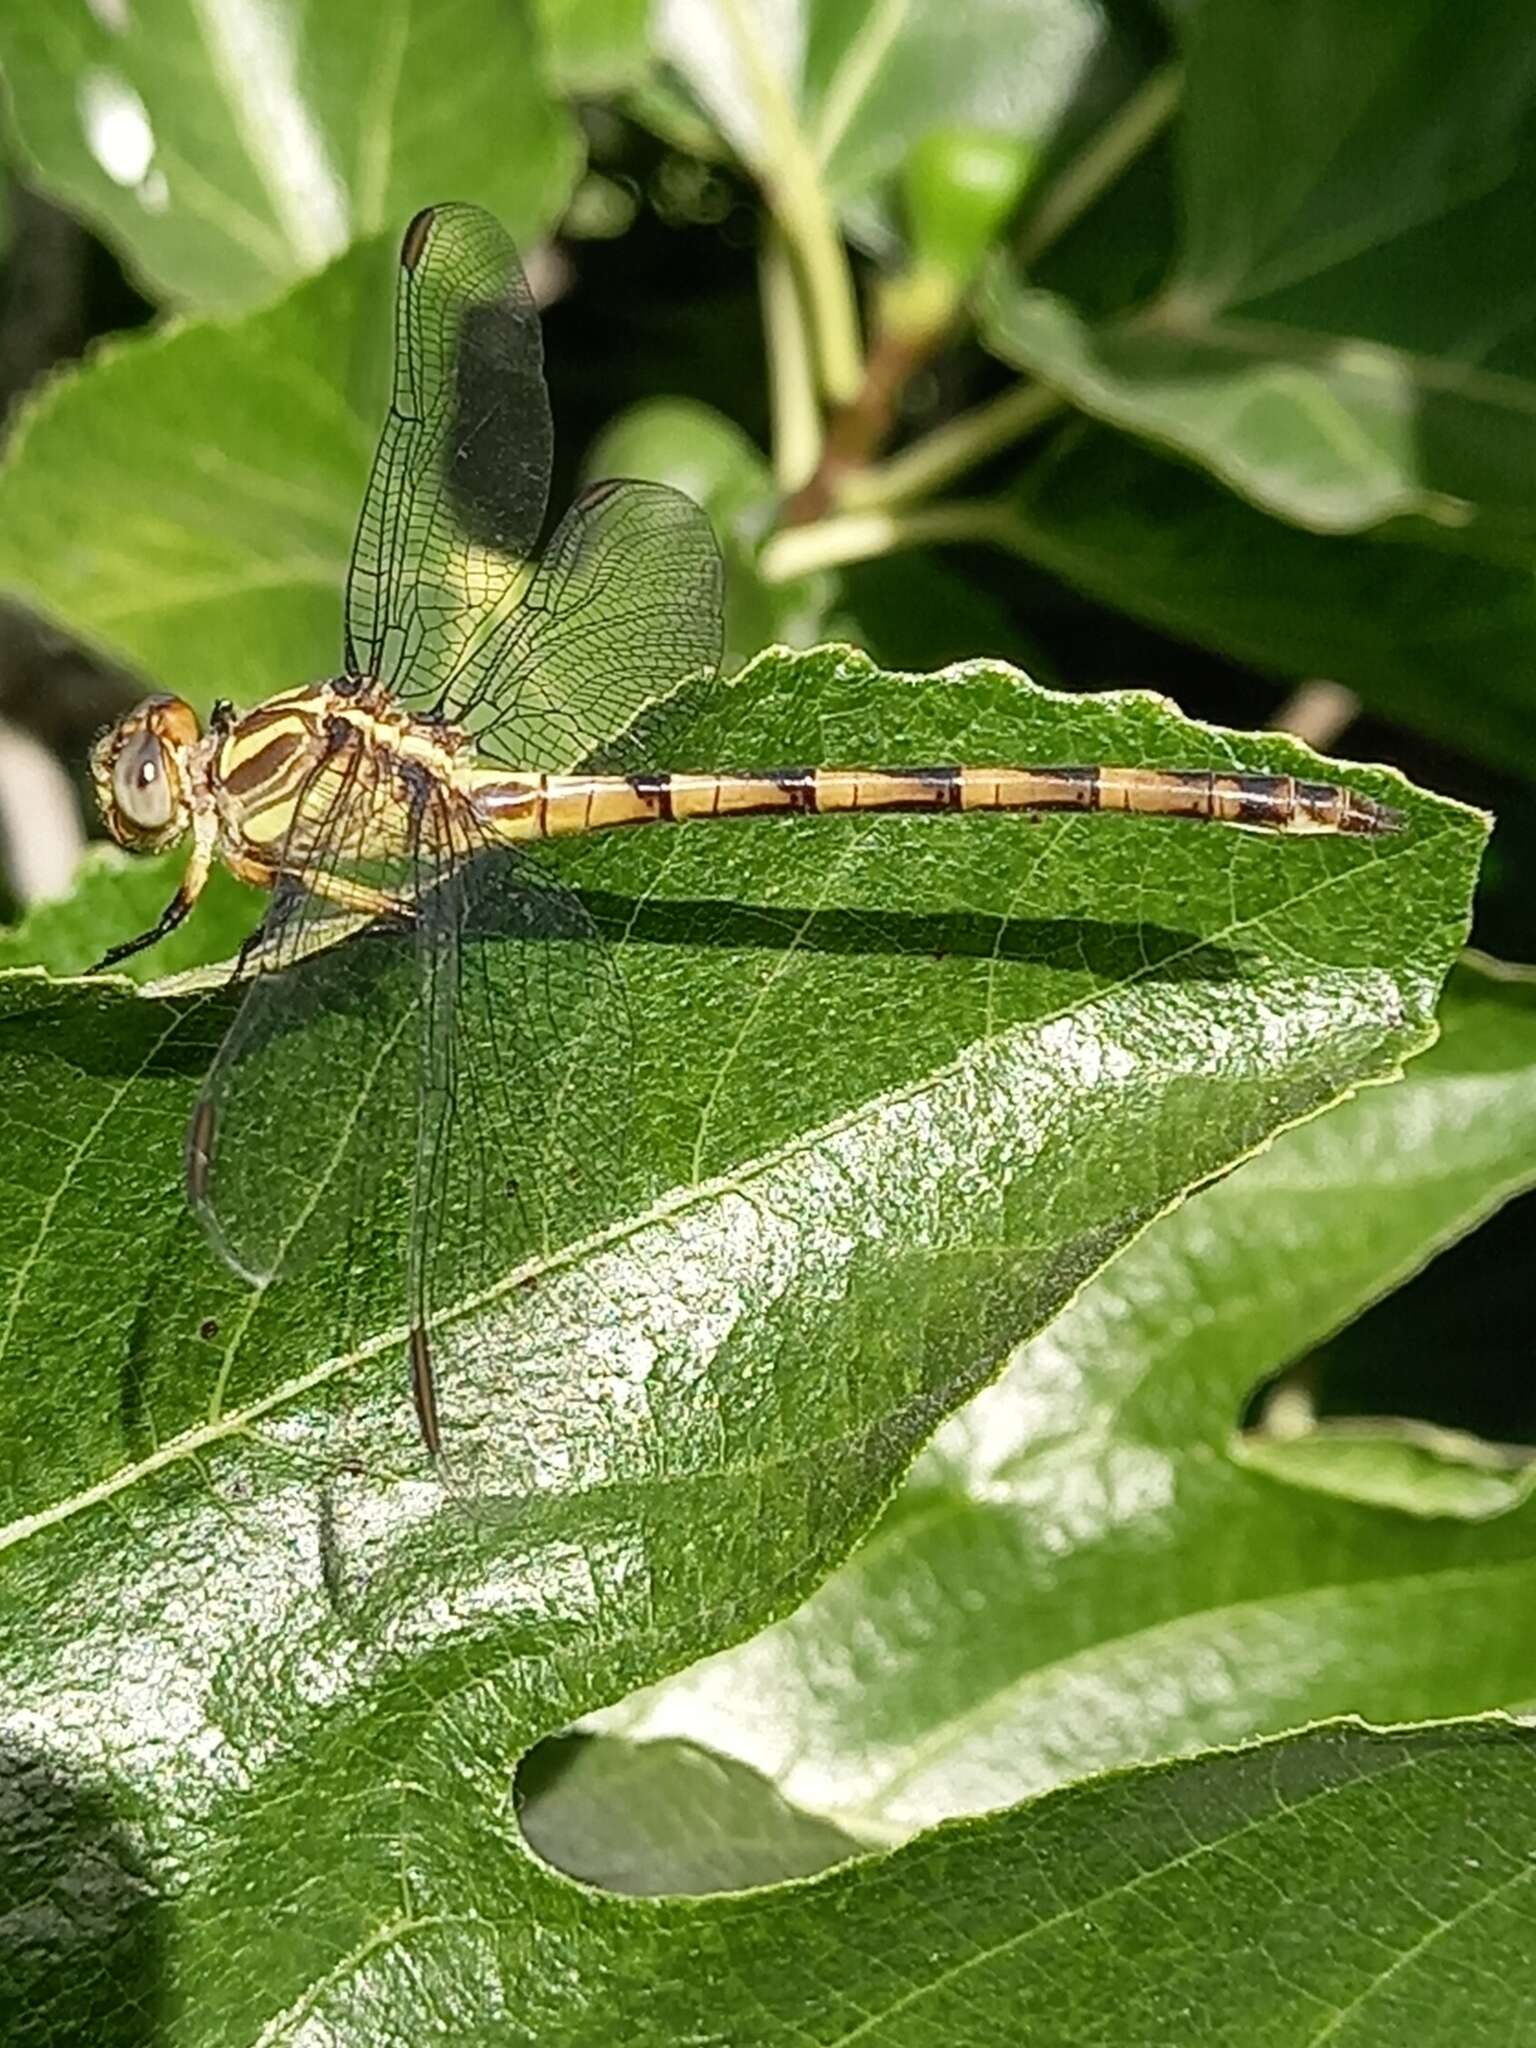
0, 3, 1533, 2042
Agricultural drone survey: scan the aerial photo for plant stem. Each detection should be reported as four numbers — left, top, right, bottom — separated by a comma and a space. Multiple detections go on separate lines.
809, 0, 907, 167
759, 500, 1012, 583
838, 381, 1066, 512
718, 0, 863, 404
780, 320, 938, 523
760, 225, 822, 493
1018, 62, 1182, 268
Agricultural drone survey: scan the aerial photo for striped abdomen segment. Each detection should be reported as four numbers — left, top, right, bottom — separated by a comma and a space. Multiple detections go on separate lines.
474, 765, 1402, 840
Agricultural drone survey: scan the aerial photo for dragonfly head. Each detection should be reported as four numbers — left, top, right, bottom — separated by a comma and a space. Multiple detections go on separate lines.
91, 693, 202, 854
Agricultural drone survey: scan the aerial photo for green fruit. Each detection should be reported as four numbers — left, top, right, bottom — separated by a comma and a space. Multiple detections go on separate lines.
902, 127, 1036, 287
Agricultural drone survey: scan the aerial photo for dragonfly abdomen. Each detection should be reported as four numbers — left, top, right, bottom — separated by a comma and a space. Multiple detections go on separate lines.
473, 764, 1401, 841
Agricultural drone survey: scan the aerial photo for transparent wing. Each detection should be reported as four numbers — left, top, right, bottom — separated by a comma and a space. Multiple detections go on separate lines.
404, 786, 633, 1477
346, 205, 723, 772
186, 737, 416, 1288
450, 476, 724, 771
344, 203, 552, 698
186, 739, 633, 1471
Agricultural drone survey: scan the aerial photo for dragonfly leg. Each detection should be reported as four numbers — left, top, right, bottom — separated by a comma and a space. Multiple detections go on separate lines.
229, 849, 408, 923
90, 812, 216, 973
299, 872, 412, 920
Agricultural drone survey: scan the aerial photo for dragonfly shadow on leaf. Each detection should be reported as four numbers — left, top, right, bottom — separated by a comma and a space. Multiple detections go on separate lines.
0, 985, 224, 1082
578, 890, 1249, 983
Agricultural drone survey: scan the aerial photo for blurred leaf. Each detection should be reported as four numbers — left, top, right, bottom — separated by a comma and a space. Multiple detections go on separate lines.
656, 0, 1105, 210
1302, 1173, 1536, 1448
1235, 1417, 1536, 1524
998, 425, 1536, 778
518, 1734, 862, 1893
984, 6, 1536, 553
0, 650, 1478, 2035
0, 0, 580, 311
831, 551, 1059, 678
596, 955, 1536, 1837
1025, 115, 1179, 318
536, 0, 653, 93
0, 237, 392, 711
0, 845, 261, 982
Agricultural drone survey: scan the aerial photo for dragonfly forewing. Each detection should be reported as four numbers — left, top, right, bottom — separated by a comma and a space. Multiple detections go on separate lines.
344, 205, 723, 773
345, 203, 552, 703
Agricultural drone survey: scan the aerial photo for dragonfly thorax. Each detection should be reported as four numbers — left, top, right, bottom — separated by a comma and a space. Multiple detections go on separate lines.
207, 680, 480, 887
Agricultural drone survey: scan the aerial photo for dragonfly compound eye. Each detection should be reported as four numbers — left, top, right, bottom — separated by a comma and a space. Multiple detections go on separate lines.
112, 732, 175, 833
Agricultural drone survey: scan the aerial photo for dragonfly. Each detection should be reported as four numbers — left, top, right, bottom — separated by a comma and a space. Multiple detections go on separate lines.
89, 202, 1402, 1472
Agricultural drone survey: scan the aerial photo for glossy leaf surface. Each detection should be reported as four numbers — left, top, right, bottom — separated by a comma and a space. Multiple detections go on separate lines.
598, 957, 1536, 1838
0, 0, 580, 310
0, 647, 1480, 2039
